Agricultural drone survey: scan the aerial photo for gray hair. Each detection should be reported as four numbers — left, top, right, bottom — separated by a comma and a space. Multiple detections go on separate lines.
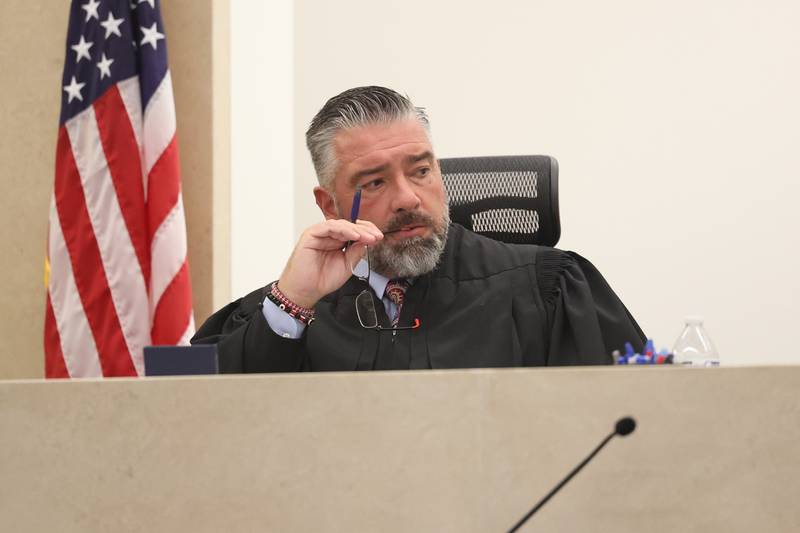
306, 86, 431, 189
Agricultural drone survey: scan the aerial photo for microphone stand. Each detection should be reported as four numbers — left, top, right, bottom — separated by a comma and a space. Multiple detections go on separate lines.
506, 417, 636, 533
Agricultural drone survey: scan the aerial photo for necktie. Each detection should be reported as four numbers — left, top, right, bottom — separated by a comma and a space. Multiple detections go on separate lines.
384, 279, 410, 327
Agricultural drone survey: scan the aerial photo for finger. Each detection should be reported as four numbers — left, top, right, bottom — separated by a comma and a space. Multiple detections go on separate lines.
329, 219, 381, 243
354, 219, 384, 238
307, 220, 360, 241
305, 221, 378, 248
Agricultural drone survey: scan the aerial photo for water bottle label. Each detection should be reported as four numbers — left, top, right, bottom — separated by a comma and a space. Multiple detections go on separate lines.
678, 359, 720, 367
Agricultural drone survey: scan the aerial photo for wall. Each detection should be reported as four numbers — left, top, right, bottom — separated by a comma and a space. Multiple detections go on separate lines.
293, 0, 800, 365
0, 2, 67, 379
0, 1, 229, 378
4, 1, 798, 377
230, 0, 295, 299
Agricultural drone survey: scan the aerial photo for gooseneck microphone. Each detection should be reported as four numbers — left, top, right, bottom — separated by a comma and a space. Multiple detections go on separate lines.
506, 417, 637, 533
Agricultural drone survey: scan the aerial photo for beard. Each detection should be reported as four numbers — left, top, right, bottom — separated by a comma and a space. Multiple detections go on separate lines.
369, 206, 450, 279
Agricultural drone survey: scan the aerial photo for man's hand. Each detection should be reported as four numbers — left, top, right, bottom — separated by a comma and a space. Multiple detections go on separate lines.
276, 219, 384, 309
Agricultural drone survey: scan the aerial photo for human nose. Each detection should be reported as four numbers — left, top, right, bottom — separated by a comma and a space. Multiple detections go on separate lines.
390, 175, 421, 212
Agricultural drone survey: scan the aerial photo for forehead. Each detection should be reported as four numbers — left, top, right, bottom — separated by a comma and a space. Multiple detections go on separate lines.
332, 119, 432, 172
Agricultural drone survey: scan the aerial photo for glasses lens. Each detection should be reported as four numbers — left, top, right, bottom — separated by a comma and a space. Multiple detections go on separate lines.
355, 290, 378, 328
349, 246, 370, 279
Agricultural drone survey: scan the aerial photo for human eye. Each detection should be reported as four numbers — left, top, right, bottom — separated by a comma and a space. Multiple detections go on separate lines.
413, 166, 431, 179
361, 177, 385, 191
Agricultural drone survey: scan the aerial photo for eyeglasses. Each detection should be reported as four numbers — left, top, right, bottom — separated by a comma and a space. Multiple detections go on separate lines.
349, 247, 420, 332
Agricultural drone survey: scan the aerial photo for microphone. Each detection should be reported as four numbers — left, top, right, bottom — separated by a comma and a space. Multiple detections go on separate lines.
506, 417, 637, 533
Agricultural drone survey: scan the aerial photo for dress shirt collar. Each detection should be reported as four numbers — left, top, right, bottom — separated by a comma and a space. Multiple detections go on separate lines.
352, 258, 395, 299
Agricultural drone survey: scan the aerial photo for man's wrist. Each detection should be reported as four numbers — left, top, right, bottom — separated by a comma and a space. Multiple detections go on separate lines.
275, 280, 319, 310
267, 281, 316, 325
262, 296, 306, 339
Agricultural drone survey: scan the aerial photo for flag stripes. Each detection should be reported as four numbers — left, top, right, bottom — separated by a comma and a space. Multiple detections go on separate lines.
146, 136, 180, 246
150, 197, 188, 314
69, 106, 150, 375
55, 124, 138, 377
94, 85, 151, 289
47, 196, 103, 377
151, 259, 192, 345
117, 77, 144, 155
142, 73, 176, 178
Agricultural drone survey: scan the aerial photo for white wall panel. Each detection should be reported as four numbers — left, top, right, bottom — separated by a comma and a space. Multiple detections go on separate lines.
231, 0, 294, 299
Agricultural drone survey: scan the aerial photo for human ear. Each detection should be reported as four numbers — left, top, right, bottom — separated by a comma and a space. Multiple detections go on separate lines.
314, 186, 339, 220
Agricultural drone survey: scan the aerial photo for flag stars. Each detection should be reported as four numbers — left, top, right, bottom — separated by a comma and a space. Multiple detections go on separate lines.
97, 53, 114, 80
71, 35, 93, 64
140, 23, 164, 50
100, 12, 124, 39
64, 76, 86, 103
81, 0, 100, 22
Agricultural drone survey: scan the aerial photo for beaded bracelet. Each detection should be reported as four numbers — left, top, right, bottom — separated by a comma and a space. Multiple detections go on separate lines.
266, 281, 316, 325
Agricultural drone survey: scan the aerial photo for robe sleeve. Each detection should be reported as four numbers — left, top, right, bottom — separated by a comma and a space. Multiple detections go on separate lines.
537, 249, 645, 366
190, 287, 307, 373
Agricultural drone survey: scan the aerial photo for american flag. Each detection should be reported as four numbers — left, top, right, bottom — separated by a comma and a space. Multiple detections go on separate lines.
44, 0, 194, 378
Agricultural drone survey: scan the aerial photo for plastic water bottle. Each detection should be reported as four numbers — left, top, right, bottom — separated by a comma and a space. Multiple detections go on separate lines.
672, 316, 719, 366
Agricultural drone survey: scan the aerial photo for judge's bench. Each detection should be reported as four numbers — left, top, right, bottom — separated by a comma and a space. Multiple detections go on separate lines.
1, 366, 799, 532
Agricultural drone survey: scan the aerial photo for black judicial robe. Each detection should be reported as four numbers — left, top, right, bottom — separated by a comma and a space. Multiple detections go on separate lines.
192, 224, 645, 372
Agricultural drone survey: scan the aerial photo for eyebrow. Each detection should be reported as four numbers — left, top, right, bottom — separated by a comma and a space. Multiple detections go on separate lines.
348, 151, 435, 186
405, 151, 435, 165
350, 164, 389, 186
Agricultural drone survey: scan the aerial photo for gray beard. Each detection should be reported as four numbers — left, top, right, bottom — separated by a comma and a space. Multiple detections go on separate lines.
369, 206, 450, 279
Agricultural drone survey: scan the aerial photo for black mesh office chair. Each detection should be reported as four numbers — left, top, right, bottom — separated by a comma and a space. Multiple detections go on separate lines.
439, 155, 560, 246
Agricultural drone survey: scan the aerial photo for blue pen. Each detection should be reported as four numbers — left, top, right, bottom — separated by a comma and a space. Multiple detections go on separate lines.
349, 187, 362, 222
345, 187, 362, 250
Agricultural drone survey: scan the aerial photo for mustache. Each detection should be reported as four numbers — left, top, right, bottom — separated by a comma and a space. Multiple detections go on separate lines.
382, 211, 435, 234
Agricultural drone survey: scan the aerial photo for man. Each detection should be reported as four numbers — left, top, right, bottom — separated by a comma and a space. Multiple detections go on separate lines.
192, 86, 645, 372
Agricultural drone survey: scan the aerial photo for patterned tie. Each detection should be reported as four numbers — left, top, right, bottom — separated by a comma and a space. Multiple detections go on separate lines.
384, 279, 410, 327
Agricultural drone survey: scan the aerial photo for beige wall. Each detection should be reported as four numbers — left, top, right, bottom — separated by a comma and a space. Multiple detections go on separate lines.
0, 1, 228, 379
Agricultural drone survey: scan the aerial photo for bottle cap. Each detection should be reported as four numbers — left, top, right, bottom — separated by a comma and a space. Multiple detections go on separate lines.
684, 315, 704, 325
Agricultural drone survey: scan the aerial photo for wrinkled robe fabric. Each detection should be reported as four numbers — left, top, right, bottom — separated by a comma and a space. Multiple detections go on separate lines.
192, 224, 645, 372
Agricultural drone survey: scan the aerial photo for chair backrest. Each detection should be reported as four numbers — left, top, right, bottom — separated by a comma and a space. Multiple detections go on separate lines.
439, 155, 560, 246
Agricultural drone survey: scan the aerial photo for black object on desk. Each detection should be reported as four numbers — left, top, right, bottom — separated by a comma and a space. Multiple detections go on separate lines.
143, 345, 218, 376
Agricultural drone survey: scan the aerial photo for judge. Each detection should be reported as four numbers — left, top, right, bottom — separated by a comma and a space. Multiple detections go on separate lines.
192, 86, 645, 372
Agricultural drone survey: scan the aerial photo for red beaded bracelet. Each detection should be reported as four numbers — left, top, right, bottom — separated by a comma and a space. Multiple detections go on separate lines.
266, 281, 316, 325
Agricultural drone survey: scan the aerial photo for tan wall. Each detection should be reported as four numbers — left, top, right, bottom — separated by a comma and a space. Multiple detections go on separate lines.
0, 1, 228, 379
